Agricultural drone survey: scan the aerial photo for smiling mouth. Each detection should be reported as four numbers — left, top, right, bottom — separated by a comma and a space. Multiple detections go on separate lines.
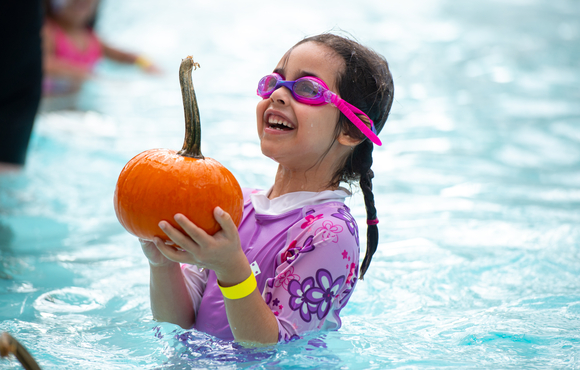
267, 115, 294, 131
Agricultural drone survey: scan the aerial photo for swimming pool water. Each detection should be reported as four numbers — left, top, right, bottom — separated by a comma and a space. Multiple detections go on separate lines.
1, 0, 579, 368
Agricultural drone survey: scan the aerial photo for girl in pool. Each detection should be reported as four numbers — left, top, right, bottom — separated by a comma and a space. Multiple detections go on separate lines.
41, 0, 158, 96
140, 33, 394, 345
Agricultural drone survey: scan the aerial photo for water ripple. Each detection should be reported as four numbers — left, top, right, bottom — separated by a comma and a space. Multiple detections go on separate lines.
33, 287, 108, 314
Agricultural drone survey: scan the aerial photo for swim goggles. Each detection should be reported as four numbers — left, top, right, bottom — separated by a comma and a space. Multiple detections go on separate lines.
257, 73, 382, 146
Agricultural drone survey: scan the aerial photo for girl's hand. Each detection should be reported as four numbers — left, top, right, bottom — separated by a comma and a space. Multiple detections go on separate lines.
139, 238, 176, 267
155, 207, 249, 283
134, 55, 163, 74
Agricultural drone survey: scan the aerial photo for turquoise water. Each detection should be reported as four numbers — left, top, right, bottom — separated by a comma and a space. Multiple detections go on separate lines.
1, 0, 579, 368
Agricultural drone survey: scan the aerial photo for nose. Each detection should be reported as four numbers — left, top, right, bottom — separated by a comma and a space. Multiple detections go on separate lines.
269, 86, 292, 105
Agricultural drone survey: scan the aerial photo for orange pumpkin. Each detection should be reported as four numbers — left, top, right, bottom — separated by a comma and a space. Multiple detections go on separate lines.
114, 56, 243, 240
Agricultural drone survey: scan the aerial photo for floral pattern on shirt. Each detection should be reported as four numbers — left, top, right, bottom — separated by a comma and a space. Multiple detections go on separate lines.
301, 214, 324, 229
281, 235, 315, 264
274, 266, 300, 291
288, 268, 345, 322
264, 204, 360, 341
315, 220, 343, 243
332, 206, 359, 246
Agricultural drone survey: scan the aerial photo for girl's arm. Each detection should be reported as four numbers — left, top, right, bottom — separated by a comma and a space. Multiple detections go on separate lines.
101, 42, 160, 73
140, 240, 196, 328
215, 256, 279, 344
153, 209, 279, 345
100, 43, 138, 64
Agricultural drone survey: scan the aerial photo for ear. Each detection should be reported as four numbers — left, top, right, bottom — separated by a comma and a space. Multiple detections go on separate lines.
337, 131, 363, 148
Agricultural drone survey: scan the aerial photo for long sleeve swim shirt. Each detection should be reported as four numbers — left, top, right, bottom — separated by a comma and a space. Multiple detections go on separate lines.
181, 187, 360, 342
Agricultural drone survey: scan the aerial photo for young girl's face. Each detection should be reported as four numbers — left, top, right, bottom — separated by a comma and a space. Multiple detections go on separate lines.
256, 42, 346, 172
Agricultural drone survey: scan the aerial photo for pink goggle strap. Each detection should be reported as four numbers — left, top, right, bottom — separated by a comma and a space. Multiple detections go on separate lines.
366, 218, 379, 225
331, 95, 382, 146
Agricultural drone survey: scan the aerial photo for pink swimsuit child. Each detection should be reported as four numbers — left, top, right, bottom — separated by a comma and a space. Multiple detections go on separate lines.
182, 188, 361, 342
52, 22, 102, 68
43, 22, 102, 94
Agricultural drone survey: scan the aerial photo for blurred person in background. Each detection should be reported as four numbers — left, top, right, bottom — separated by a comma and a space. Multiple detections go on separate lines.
42, 0, 159, 97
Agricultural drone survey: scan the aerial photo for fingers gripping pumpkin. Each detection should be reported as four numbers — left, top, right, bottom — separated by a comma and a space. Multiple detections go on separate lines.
114, 56, 243, 240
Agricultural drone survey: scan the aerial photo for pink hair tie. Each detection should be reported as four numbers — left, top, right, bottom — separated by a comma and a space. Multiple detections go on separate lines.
367, 218, 379, 225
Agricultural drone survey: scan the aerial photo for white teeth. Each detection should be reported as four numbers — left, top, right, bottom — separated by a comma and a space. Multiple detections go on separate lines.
268, 116, 293, 129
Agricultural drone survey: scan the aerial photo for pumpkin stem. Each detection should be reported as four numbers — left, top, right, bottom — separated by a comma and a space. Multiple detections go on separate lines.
178, 56, 204, 159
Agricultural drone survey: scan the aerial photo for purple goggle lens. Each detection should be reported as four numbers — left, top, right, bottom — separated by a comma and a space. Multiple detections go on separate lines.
257, 73, 382, 146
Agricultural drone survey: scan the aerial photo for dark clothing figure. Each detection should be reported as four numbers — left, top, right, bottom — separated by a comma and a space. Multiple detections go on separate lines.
0, 2, 43, 165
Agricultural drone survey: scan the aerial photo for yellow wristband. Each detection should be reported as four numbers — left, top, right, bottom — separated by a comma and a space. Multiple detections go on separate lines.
218, 273, 257, 300
135, 55, 152, 69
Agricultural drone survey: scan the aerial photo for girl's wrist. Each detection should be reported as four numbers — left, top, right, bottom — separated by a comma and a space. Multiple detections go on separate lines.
218, 272, 256, 300
149, 260, 180, 269
214, 253, 252, 287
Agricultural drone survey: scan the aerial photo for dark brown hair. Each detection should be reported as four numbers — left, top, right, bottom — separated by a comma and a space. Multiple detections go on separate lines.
294, 33, 394, 279
42, 0, 100, 29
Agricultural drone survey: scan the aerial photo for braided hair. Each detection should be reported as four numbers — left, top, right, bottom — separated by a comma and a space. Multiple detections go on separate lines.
294, 33, 394, 280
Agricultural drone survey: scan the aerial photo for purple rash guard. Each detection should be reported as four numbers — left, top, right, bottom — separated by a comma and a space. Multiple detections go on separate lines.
182, 188, 360, 342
